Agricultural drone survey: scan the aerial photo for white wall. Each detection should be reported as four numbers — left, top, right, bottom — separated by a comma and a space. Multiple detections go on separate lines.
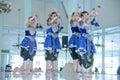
3, 0, 24, 28
96, 0, 120, 27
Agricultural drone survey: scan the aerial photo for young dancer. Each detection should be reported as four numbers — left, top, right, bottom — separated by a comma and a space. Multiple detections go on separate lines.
44, 10, 63, 75
68, 11, 82, 73
77, 5, 100, 74
68, 3, 83, 74
20, 14, 43, 73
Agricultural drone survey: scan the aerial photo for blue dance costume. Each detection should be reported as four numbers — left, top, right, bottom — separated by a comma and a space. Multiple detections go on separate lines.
44, 23, 63, 52
20, 23, 42, 61
44, 22, 63, 60
68, 21, 80, 60
77, 18, 99, 68
68, 21, 80, 48
78, 24, 96, 57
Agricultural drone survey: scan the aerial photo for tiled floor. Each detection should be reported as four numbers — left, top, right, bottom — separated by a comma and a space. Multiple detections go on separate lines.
0, 72, 120, 80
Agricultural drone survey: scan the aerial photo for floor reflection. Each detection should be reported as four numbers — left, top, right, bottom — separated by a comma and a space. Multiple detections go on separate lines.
45, 72, 58, 80
0, 72, 120, 80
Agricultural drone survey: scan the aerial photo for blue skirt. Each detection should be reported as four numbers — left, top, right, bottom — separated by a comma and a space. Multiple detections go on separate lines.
68, 34, 79, 48
20, 37, 37, 55
78, 36, 96, 57
44, 35, 61, 52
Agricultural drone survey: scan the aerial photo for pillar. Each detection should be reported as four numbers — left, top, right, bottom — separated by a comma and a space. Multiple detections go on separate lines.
101, 27, 106, 74
0, 0, 3, 69
118, 47, 120, 66
24, 0, 32, 25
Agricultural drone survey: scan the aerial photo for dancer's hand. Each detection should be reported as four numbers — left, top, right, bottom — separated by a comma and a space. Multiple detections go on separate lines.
95, 5, 101, 16
54, 8, 61, 18
77, 3, 81, 9
34, 12, 39, 18
92, 5, 101, 16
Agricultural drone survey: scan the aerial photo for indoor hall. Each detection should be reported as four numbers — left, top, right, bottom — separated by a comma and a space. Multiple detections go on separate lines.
0, 0, 120, 80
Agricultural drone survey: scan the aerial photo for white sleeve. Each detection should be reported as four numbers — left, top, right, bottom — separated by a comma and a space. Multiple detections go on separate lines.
78, 18, 82, 22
